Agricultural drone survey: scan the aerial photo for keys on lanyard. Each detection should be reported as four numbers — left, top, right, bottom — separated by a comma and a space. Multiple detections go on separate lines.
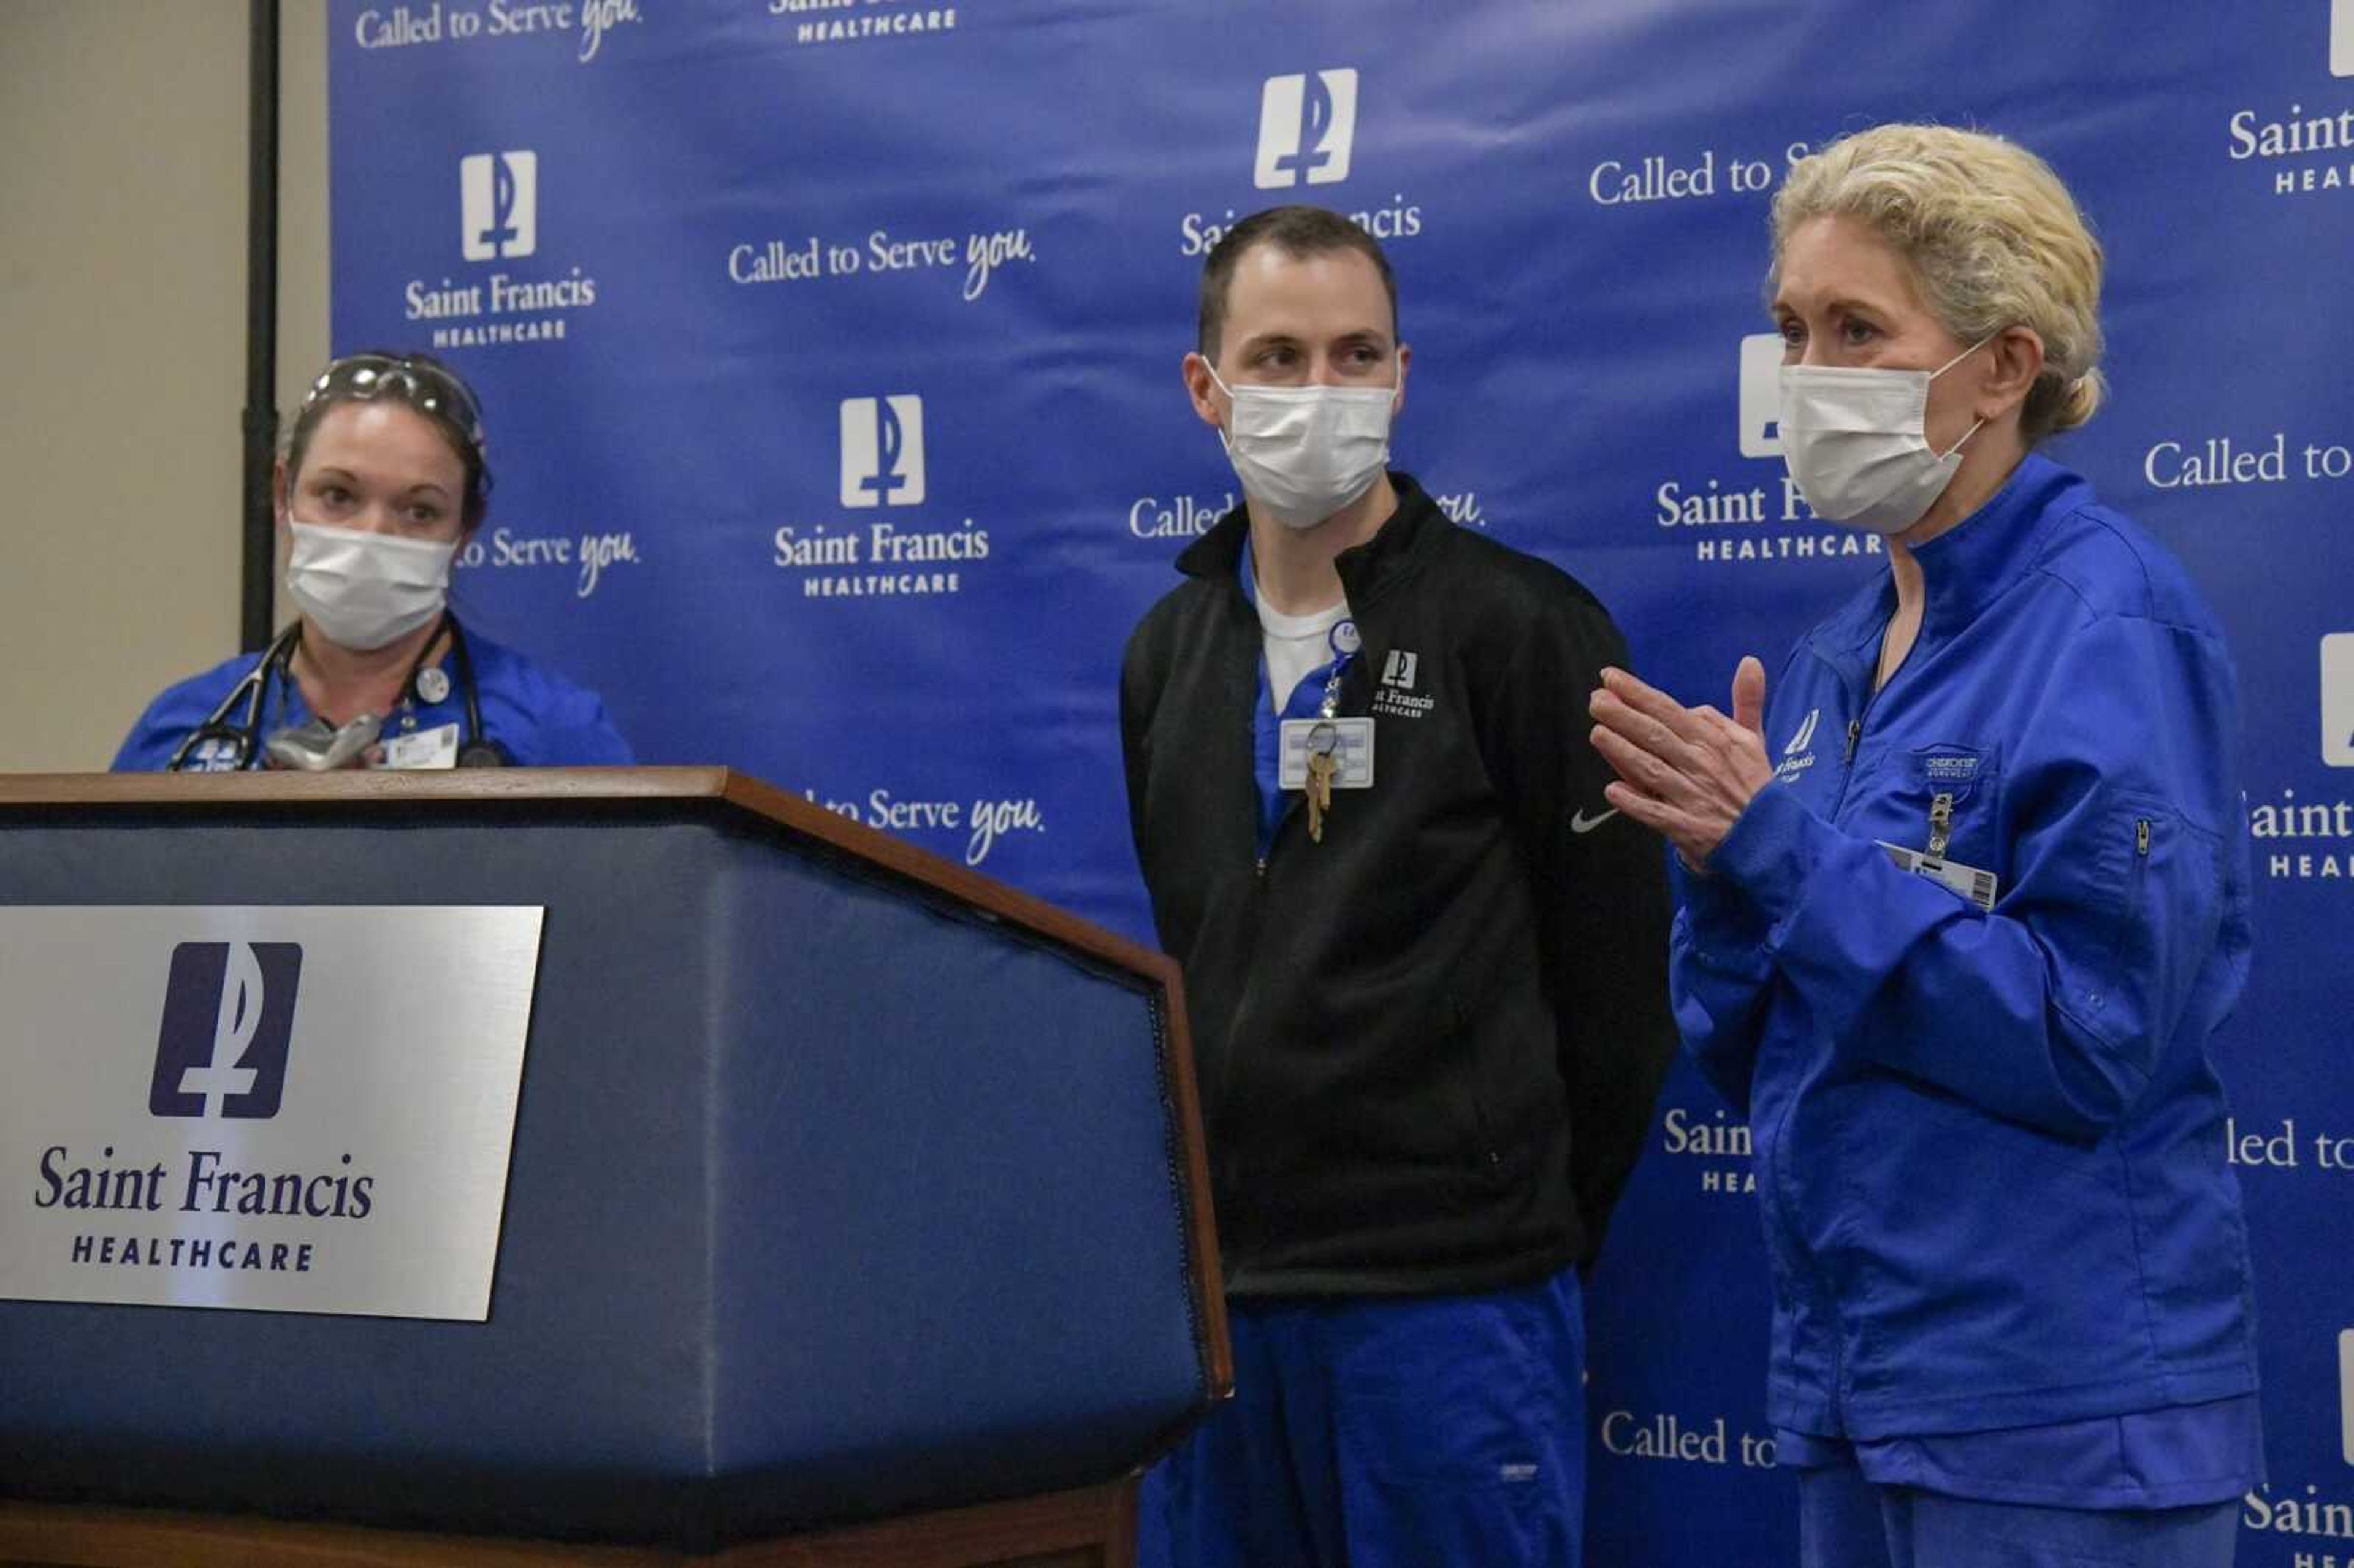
1278, 666, 1375, 842
1305, 721, 1339, 842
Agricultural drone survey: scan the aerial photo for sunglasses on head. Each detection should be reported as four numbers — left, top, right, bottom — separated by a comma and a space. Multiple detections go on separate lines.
301, 353, 487, 454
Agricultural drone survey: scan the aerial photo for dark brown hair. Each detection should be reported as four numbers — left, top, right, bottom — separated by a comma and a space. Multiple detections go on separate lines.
1198, 205, 1398, 359
283, 351, 493, 533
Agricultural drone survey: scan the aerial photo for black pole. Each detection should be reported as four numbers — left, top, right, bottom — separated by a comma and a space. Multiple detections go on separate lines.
239, 0, 281, 652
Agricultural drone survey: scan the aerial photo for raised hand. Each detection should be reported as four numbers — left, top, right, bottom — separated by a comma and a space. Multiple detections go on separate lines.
1587, 658, 1773, 870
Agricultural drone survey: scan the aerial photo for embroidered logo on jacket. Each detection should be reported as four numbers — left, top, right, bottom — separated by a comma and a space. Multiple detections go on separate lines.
1775, 707, 1821, 781
1371, 648, 1434, 718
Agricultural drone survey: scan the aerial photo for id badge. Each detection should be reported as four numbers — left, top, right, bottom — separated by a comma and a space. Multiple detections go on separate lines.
376, 722, 460, 771
1876, 840, 1998, 911
1278, 717, 1376, 790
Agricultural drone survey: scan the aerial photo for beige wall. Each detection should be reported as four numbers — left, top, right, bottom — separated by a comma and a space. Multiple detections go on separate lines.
0, 1, 328, 772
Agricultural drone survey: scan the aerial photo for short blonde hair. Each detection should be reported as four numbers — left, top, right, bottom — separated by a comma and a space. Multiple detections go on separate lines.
1770, 124, 2106, 440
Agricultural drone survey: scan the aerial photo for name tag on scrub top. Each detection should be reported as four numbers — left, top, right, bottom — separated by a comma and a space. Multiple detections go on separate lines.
1876, 841, 1999, 912
376, 723, 460, 771
1279, 717, 1375, 790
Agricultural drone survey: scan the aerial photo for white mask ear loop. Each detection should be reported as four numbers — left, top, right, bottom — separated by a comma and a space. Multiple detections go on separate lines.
1929, 335, 1997, 460
1937, 417, 1987, 463
1202, 360, 1239, 450
1929, 336, 1993, 379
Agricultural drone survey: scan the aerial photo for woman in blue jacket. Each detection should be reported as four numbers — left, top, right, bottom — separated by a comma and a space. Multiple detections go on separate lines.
1590, 125, 2258, 1566
116, 352, 630, 772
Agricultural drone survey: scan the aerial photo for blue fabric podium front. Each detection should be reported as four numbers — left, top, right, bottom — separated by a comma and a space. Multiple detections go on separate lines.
0, 769, 1227, 1556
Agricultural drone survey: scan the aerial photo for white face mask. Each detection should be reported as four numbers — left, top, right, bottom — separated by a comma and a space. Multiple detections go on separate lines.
1204, 362, 1398, 531
283, 519, 457, 651
1777, 339, 1990, 536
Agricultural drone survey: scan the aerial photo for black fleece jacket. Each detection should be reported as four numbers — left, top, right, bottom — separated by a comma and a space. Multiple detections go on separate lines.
1121, 473, 1676, 1296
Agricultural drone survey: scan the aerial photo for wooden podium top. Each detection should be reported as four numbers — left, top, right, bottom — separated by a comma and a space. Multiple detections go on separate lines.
0, 767, 1171, 990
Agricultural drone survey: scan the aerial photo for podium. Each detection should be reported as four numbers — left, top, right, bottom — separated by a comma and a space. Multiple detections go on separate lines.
0, 770, 1228, 1566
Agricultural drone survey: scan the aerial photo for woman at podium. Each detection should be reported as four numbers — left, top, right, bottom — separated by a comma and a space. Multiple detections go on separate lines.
112, 351, 631, 772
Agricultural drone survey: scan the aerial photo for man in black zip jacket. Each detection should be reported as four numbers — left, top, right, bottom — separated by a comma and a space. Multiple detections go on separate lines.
1123, 205, 1675, 1567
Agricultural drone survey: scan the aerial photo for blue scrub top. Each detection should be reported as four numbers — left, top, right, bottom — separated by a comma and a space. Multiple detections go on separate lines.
112, 625, 634, 772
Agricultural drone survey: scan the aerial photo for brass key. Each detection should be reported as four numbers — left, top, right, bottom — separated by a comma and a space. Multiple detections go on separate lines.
1305, 747, 1338, 843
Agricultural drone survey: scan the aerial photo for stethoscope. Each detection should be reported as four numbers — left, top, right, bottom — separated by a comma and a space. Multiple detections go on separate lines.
166, 614, 503, 771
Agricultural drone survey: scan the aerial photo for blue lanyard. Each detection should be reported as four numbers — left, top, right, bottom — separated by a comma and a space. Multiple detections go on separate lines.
1240, 536, 1355, 856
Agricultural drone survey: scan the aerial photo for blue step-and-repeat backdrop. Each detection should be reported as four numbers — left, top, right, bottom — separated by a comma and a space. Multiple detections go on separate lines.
330, 4, 2354, 1559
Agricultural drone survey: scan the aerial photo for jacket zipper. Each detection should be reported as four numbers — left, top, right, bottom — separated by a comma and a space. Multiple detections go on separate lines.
2116, 816, 2153, 976
1833, 701, 1871, 820
1255, 793, 1305, 880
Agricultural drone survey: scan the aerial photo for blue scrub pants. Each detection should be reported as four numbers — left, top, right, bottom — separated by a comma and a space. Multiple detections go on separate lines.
1799, 1458, 2241, 1568
1139, 1266, 1585, 1568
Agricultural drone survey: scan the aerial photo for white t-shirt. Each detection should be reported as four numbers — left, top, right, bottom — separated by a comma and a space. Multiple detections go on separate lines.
1257, 593, 1352, 714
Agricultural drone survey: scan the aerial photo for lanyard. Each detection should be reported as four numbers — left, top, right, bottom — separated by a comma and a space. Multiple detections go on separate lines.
1240, 536, 1356, 856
